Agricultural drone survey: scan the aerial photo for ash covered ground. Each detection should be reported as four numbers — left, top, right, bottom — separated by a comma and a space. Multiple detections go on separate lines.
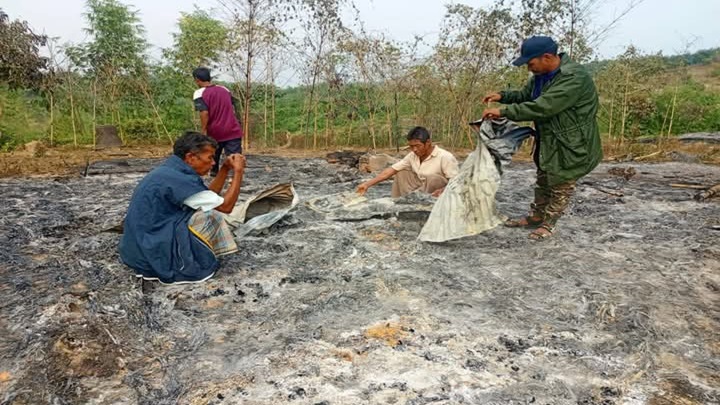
1, 155, 719, 405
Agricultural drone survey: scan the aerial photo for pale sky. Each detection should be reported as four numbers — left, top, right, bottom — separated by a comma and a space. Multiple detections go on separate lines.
4, 0, 719, 70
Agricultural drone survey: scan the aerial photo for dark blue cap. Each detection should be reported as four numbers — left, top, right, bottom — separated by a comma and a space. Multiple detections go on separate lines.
512, 36, 558, 66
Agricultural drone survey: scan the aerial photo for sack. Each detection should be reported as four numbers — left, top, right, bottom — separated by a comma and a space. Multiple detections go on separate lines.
417, 119, 533, 242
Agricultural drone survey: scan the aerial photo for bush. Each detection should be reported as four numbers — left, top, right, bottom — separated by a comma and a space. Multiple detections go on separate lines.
645, 81, 720, 135
121, 117, 160, 141
0, 86, 48, 150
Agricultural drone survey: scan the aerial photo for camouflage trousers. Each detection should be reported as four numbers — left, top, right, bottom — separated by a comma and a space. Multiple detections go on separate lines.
530, 169, 576, 227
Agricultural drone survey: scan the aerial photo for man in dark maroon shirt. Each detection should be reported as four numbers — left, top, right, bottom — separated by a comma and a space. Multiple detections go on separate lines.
192, 67, 244, 176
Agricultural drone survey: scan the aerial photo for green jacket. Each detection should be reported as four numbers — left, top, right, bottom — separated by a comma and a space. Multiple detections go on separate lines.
500, 53, 602, 186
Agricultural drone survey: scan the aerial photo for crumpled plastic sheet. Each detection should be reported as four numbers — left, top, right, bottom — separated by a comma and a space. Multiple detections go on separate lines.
418, 119, 532, 242
224, 183, 299, 237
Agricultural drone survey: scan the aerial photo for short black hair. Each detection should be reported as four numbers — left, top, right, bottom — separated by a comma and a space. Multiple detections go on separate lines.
173, 131, 218, 159
406, 126, 431, 143
192, 67, 211, 82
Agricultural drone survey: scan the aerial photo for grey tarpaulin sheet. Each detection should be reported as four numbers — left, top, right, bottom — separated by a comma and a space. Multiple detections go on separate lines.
224, 183, 299, 237
418, 119, 533, 242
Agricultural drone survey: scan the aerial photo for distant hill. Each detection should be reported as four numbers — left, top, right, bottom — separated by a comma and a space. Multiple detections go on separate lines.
586, 47, 720, 73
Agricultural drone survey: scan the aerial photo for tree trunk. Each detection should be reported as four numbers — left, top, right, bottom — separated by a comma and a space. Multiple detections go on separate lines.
264, 83, 268, 147
667, 85, 678, 138
244, 57, 252, 151
271, 63, 276, 145
620, 71, 629, 144
49, 92, 55, 146
608, 93, 614, 140
69, 89, 78, 147
393, 91, 400, 151
313, 101, 318, 150
92, 78, 98, 148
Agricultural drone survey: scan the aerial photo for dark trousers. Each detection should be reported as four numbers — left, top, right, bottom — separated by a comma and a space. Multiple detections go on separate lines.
212, 138, 242, 175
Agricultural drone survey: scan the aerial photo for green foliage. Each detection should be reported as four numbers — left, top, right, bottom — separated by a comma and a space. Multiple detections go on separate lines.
645, 81, 720, 135
2, 1, 720, 152
0, 9, 48, 89
664, 47, 720, 67
69, 0, 147, 75
165, 10, 227, 73
0, 86, 48, 150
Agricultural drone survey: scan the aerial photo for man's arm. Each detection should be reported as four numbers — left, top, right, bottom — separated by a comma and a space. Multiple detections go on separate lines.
193, 89, 210, 134
199, 111, 209, 135
357, 153, 413, 195
498, 78, 534, 104
213, 154, 246, 214
208, 162, 229, 194
356, 167, 399, 195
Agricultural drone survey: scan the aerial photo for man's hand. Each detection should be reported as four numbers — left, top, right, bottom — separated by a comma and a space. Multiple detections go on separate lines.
482, 92, 502, 104
356, 181, 371, 196
221, 156, 234, 169
431, 187, 445, 198
481, 108, 502, 120
227, 154, 246, 173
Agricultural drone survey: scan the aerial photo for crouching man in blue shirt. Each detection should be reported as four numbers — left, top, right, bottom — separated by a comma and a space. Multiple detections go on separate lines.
119, 131, 245, 284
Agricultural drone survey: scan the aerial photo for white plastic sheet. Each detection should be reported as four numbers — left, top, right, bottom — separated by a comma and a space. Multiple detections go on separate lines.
418, 119, 532, 242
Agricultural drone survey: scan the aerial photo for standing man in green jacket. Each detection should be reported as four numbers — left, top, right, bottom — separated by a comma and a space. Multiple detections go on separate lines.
482, 36, 602, 239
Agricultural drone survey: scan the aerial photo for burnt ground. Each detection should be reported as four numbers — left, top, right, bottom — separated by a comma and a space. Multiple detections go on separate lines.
0, 156, 719, 405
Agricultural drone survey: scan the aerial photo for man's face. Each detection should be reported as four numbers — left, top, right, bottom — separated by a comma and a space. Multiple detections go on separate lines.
185, 145, 216, 175
408, 139, 431, 158
527, 54, 553, 75
194, 78, 202, 87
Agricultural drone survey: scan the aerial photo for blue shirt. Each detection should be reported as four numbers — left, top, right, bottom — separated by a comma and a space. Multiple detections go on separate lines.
532, 67, 560, 100
119, 155, 219, 283
530, 67, 560, 165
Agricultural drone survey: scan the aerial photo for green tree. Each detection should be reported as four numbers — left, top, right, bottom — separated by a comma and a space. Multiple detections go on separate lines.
166, 9, 228, 73
162, 10, 228, 134
66, 0, 149, 141
594, 46, 667, 141
221, 0, 290, 149
0, 9, 48, 89
297, 0, 348, 148
0, 9, 49, 149
433, 3, 517, 147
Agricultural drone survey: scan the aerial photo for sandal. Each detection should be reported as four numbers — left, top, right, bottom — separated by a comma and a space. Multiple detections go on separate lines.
529, 223, 555, 240
504, 215, 543, 228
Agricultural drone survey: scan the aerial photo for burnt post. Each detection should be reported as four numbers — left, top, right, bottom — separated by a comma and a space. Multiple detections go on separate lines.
95, 125, 123, 149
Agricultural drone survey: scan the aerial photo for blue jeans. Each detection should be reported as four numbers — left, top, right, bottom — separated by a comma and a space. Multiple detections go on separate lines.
212, 138, 242, 175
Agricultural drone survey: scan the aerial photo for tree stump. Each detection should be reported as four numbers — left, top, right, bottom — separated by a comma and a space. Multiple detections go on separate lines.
95, 125, 123, 149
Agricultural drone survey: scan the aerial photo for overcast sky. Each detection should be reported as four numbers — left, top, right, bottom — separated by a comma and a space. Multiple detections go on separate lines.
5, 0, 719, 66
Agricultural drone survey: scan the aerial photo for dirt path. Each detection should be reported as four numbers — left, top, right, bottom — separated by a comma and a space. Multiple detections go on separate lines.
0, 157, 718, 404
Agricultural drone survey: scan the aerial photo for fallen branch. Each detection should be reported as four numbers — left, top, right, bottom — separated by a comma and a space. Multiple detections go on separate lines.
634, 151, 663, 161
596, 187, 624, 197
694, 184, 720, 201
581, 181, 624, 197
670, 183, 709, 190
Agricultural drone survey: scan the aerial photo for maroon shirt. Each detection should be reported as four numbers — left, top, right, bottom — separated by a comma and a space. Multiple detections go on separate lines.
193, 85, 243, 142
